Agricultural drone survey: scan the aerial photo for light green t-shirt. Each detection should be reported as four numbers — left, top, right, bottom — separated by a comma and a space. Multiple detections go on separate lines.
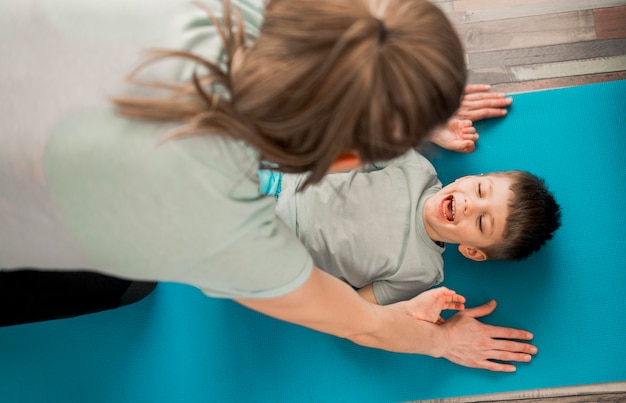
0, 0, 312, 299
276, 150, 445, 305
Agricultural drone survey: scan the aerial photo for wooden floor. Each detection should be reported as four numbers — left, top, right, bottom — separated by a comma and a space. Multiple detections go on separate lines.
412, 382, 626, 403
434, 0, 626, 94
409, 1, 626, 402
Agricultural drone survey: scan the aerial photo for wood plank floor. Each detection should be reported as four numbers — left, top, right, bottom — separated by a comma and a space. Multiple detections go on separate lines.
408, 2, 626, 402
411, 382, 626, 403
434, 0, 626, 93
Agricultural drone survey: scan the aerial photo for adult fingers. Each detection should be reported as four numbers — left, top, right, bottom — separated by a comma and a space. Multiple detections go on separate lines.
462, 301, 535, 340
490, 339, 538, 358
462, 299, 498, 318
462, 96, 511, 108
461, 97, 509, 119
477, 359, 518, 373
461, 98, 512, 111
470, 349, 535, 373
485, 324, 535, 342
463, 92, 510, 102
457, 108, 507, 121
464, 84, 492, 94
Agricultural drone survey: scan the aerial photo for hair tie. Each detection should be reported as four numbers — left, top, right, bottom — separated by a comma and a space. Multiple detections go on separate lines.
375, 18, 387, 44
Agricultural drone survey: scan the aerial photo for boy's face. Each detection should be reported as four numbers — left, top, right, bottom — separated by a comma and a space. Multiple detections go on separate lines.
423, 174, 514, 260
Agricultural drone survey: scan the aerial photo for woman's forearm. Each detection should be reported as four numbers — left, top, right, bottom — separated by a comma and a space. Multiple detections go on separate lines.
236, 267, 447, 356
237, 266, 538, 372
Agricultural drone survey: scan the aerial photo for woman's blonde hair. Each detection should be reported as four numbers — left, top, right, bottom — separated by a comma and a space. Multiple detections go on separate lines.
114, 0, 466, 185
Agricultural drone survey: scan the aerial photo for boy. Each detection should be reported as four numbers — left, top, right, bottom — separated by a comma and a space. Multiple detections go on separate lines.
260, 135, 561, 306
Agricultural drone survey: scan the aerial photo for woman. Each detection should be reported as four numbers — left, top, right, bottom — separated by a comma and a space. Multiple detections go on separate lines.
0, 0, 534, 371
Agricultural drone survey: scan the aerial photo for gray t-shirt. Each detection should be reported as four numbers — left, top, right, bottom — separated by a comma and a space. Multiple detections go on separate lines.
276, 150, 445, 305
0, 0, 312, 299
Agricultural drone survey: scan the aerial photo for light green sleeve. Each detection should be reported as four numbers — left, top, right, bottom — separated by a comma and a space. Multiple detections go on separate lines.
1, 0, 313, 299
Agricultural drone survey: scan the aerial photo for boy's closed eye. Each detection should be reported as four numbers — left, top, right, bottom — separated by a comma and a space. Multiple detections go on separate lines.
477, 182, 483, 232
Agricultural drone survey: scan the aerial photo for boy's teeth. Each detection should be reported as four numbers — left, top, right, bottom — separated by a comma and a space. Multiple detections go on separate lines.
448, 198, 454, 221
442, 196, 455, 222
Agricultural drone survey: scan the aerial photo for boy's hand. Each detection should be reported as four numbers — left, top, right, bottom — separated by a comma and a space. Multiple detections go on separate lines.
429, 118, 478, 153
390, 287, 466, 324
456, 84, 513, 121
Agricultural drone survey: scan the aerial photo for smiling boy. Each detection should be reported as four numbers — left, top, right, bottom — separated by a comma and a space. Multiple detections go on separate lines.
425, 173, 516, 262
261, 149, 561, 306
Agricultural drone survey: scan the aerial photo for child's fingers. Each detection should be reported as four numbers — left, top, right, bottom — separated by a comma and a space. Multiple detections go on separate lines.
431, 286, 451, 295
434, 287, 467, 304
461, 128, 477, 137
445, 292, 467, 306
444, 302, 465, 312
452, 119, 473, 132
461, 135, 478, 147
447, 292, 465, 302
444, 296, 466, 307
459, 141, 475, 153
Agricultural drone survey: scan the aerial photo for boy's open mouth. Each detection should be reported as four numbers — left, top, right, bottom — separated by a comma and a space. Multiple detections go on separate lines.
442, 195, 455, 222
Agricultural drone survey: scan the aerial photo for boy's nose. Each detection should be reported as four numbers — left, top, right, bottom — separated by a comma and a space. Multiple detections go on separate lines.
462, 197, 470, 217
464, 196, 481, 216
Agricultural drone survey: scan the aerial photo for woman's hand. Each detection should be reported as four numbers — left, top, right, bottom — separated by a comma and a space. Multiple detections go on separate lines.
439, 300, 538, 372
456, 84, 512, 121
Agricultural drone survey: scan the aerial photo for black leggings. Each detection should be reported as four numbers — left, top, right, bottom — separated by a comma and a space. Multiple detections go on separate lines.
0, 269, 156, 327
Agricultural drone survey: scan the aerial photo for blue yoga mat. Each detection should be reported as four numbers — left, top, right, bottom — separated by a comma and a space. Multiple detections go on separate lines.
0, 80, 624, 403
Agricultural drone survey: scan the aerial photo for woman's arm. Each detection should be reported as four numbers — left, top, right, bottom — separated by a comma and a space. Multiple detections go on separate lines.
236, 267, 537, 372
238, 268, 439, 353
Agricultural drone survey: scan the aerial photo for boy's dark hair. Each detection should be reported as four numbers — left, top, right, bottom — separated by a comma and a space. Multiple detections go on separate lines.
482, 171, 561, 261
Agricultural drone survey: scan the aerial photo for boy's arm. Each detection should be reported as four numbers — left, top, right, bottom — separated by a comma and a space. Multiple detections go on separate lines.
357, 283, 378, 304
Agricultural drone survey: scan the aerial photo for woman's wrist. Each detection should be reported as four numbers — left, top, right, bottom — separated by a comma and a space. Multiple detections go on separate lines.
347, 303, 447, 357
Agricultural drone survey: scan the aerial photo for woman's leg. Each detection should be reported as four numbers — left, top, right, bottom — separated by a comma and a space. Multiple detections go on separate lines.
0, 269, 156, 327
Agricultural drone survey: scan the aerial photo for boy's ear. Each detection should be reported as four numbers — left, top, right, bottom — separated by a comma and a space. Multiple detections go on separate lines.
328, 152, 362, 173
458, 245, 488, 261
